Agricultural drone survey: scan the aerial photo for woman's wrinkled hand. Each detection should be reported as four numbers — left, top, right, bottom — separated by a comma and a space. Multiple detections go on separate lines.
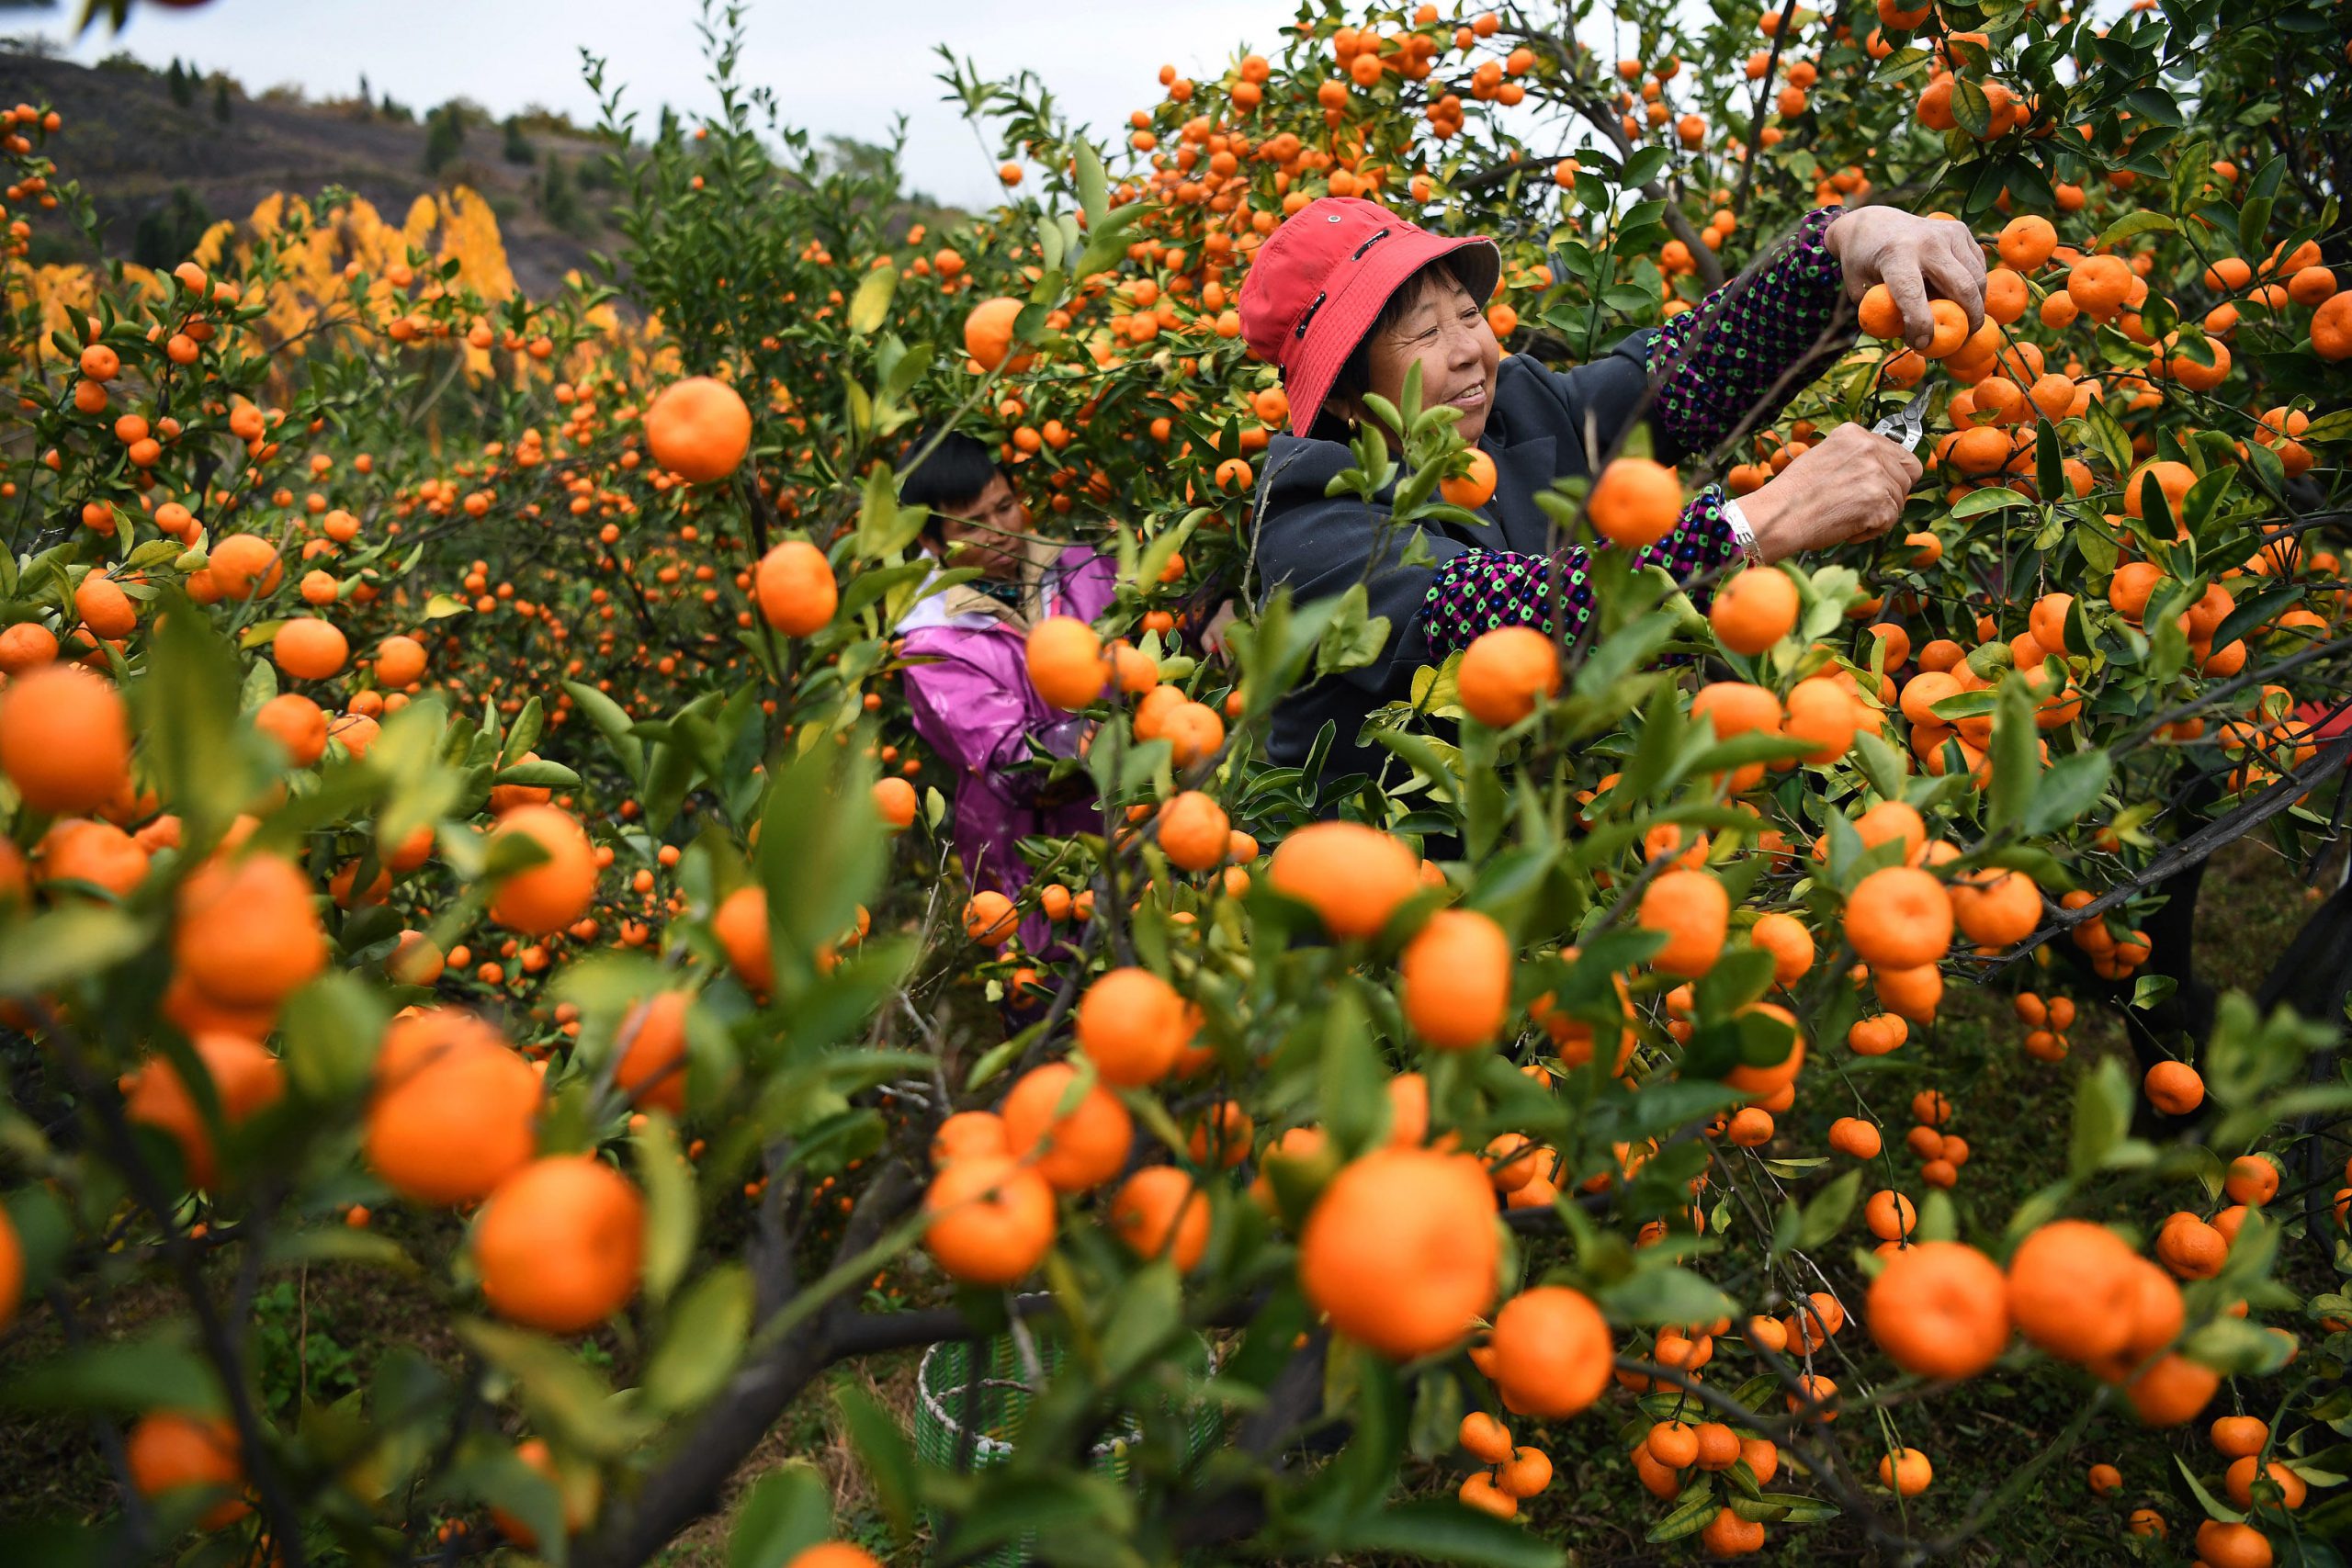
1826, 206, 1988, 352
1742, 422, 1923, 563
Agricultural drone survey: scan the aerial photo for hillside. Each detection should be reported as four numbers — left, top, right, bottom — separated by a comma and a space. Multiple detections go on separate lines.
0, 50, 625, 297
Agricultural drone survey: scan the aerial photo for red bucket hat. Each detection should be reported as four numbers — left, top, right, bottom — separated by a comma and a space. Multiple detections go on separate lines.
1238, 196, 1501, 437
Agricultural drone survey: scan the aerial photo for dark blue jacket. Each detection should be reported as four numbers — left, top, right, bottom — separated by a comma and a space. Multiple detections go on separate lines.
1250, 337, 1673, 790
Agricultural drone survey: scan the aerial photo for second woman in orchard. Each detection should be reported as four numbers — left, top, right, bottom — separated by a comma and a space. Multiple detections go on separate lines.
1238, 195, 1988, 782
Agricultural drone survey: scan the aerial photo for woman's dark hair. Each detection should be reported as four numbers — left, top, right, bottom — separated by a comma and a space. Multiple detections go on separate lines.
896, 428, 1001, 545
1322, 258, 1474, 412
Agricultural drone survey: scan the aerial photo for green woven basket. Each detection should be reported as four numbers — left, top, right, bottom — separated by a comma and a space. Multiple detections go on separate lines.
914, 1330, 1221, 1565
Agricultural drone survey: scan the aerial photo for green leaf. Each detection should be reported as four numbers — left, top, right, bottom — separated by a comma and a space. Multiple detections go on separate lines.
754, 746, 887, 1002
1799, 1169, 1862, 1248
2176, 1453, 2245, 1524
1332, 1500, 1563, 1568
1951, 487, 2030, 518
833, 1383, 919, 1543
142, 593, 267, 840
280, 971, 389, 1104
1986, 675, 2039, 831
456, 1320, 645, 1459
1621, 145, 1671, 189
424, 592, 470, 619
846, 265, 898, 335
2069, 1056, 2132, 1179
1100, 1259, 1183, 1381
0, 905, 149, 996
563, 680, 644, 781
729, 1464, 835, 1568
492, 759, 579, 789
635, 1111, 696, 1306
1072, 141, 1109, 231
644, 1265, 752, 1413
1599, 1265, 1736, 1327
0, 1334, 220, 1416
2096, 209, 2176, 247
2023, 750, 2109, 835
1646, 1490, 1720, 1543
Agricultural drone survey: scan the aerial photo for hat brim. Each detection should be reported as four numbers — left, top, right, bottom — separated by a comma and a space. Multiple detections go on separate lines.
1282, 231, 1502, 437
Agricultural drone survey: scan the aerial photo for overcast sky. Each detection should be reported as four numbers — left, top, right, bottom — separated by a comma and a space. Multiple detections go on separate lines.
19, 0, 1594, 209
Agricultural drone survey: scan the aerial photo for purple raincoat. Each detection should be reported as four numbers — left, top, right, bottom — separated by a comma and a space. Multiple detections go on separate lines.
896, 544, 1117, 953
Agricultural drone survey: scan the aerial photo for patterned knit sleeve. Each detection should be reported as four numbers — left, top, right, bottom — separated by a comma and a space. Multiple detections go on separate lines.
1419, 489, 1743, 657
1647, 207, 1849, 459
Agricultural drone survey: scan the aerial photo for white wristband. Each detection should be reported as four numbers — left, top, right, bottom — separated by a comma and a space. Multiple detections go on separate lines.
1721, 494, 1766, 569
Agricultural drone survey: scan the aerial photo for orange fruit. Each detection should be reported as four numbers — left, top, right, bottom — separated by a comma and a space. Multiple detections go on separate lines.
1488, 1285, 1611, 1416
2312, 290, 2352, 360
1299, 1147, 1498, 1359
254, 692, 328, 766
2225, 1456, 2306, 1510
1588, 457, 1684, 547
1996, 214, 2057, 269
1858, 282, 1905, 340
1496, 1445, 1552, 1499
1157, 790, 1230, 871
2006, 1219, 2141, 1364
1828, 1116, 1882, 1157
2196, 1520, 2278, 1568
786, 1546, 885, 1568
2066, 254, 2132, 318
931, 1110, 1011, 1167
1700, 1506, 1766, 1557
712, 886, 774, 991
2143, 1059, 2204, 1113
1950, 868, 2041, 946
488, 806, 598, 934
1724, 1007, 1804, 1100
644, 376, 752, 482
1074, 966, 1192, 1087
74, 572, 137, 638
922, 1154, 1056, 1284
2223, 1155, 2278, 1206
1400, 908, 1511, 1049
1456, 626, 1560, 727
1749, 912, 1815, 987
2123, 458, 2195, 521
963, 890, 1018, 946
1024, 615, 1109, 709
615, 991, 690, 1113
1710, 567, 1800, 654
1001, 1062, 1131, 1191
1879, 1447, 1933, 1495
2211, 1415, 2268, 1458
0, 663, 132, 813
206, 534, 283, 598
124, 1033, 284, 1189
375, 634, 427, 687
490, 1436, 602, 1548
174, 852, 327, 1008
1783, 678, 1861, 762
1865, 1239, 2009, 1379
127, 1411, 248, 1529
962, 296, 1026, 371
1460, 1411, 1514, 1463
1267, 821, 1419, 939
1441, 447, 1498, 511
2154, 1211, 2226, 1278
471, 1156, 646, 1333
272, 615, 348, 680
1638, 867, 1728, 977
0, 1203, 19, 1332
873, 775, 918, 829
1109, 1165, 1210, 1270
365, 1009, 541, 1204
1844, 866, 1952, 968
755, 540, 837, 636
2126, 1352, 2220, 1427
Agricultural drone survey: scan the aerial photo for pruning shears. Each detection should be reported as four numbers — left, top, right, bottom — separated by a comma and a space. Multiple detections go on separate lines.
1871, 381, 1935, 451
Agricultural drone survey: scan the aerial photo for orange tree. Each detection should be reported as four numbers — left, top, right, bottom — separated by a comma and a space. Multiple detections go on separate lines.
1, 1, 2349, 1564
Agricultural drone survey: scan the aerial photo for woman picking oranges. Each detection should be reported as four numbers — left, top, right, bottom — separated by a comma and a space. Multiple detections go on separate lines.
892, 429, 1114, 952
1238, 195, 1985, 781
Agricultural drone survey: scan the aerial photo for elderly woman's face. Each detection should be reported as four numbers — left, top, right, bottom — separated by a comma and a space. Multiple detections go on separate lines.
1359, 269, 1501, 448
